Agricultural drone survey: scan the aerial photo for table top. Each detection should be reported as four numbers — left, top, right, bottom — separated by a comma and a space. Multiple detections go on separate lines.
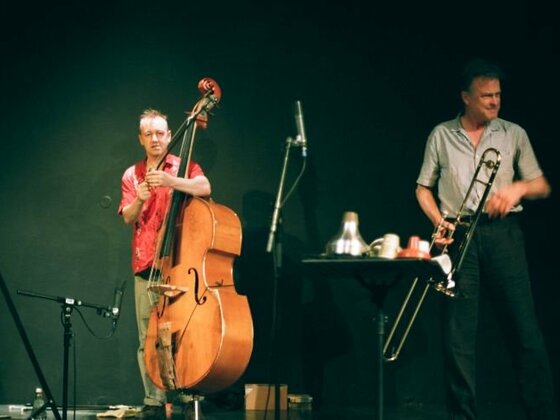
301, 255, 447, 287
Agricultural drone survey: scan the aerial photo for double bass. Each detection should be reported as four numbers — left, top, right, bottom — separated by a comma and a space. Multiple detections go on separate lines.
143, 78, 253, 393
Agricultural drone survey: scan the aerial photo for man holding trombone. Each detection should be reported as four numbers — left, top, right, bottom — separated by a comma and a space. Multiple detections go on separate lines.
415, 58, 557, 419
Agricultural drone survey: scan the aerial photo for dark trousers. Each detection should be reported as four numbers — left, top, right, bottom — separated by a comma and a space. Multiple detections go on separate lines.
443, 214, 557, 420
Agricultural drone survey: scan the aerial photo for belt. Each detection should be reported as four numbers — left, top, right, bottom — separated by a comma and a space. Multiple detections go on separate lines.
135, 268, 160, 280
448, 212, 519, 226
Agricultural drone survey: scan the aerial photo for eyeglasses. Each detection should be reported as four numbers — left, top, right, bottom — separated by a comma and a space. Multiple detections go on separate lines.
142, 130, 168, 139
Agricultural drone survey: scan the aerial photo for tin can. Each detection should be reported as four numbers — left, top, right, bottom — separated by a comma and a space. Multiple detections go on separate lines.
287, 394, 312, 418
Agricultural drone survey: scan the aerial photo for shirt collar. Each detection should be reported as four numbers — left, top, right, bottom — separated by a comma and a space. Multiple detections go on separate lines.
451, 114, 501, 133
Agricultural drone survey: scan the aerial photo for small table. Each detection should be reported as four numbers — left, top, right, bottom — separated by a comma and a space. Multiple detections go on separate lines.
301, 256, 447, 420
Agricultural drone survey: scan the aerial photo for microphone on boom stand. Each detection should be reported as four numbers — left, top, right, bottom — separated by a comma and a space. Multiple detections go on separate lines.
104, 280, 126, 326
294, 100, 308, 158
266, 99, 310, 419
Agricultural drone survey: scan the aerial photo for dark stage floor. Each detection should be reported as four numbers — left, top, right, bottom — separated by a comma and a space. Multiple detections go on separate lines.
0, 402, 526, 420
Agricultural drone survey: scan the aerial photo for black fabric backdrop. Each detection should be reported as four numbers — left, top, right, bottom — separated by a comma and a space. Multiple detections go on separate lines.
0, 0, 558, 411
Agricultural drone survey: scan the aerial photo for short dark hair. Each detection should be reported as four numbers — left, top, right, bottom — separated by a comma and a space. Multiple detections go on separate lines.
460, 58, 505, 92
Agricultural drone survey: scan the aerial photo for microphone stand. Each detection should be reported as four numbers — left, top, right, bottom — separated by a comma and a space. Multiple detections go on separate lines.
266, 136, 298, 419
0, 271, 62, 420
16, 289, 116, 420
266, 136, 295, 254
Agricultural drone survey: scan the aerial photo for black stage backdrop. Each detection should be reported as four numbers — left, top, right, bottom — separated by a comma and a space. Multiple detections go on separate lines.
1, 0, 558, 412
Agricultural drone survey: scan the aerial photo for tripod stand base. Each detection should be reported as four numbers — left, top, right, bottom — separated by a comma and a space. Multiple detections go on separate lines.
301, 256, 449, 420
182, 395, 205, 420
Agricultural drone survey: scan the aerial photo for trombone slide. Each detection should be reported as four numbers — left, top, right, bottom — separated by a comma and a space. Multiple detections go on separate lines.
383, 147, 501, 362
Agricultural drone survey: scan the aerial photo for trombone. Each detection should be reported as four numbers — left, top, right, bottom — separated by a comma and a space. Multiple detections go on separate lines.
383, 147, 501, 362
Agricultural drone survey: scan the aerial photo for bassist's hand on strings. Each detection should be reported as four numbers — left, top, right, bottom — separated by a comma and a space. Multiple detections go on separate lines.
145, 170, 172, 188
145, 170, 211, 197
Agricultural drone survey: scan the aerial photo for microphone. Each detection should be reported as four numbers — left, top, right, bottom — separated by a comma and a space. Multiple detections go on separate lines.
294, 100, 308, 157
110, 281, 126, 322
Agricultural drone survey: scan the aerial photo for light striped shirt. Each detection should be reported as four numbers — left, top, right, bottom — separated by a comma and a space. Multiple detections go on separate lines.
416, 116, 543, 217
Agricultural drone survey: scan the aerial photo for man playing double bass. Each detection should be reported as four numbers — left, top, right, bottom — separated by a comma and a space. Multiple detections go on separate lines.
118, 109, 211, 417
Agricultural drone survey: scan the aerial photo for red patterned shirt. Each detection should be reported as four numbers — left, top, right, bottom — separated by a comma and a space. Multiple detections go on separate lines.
118, 154, 204, 274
